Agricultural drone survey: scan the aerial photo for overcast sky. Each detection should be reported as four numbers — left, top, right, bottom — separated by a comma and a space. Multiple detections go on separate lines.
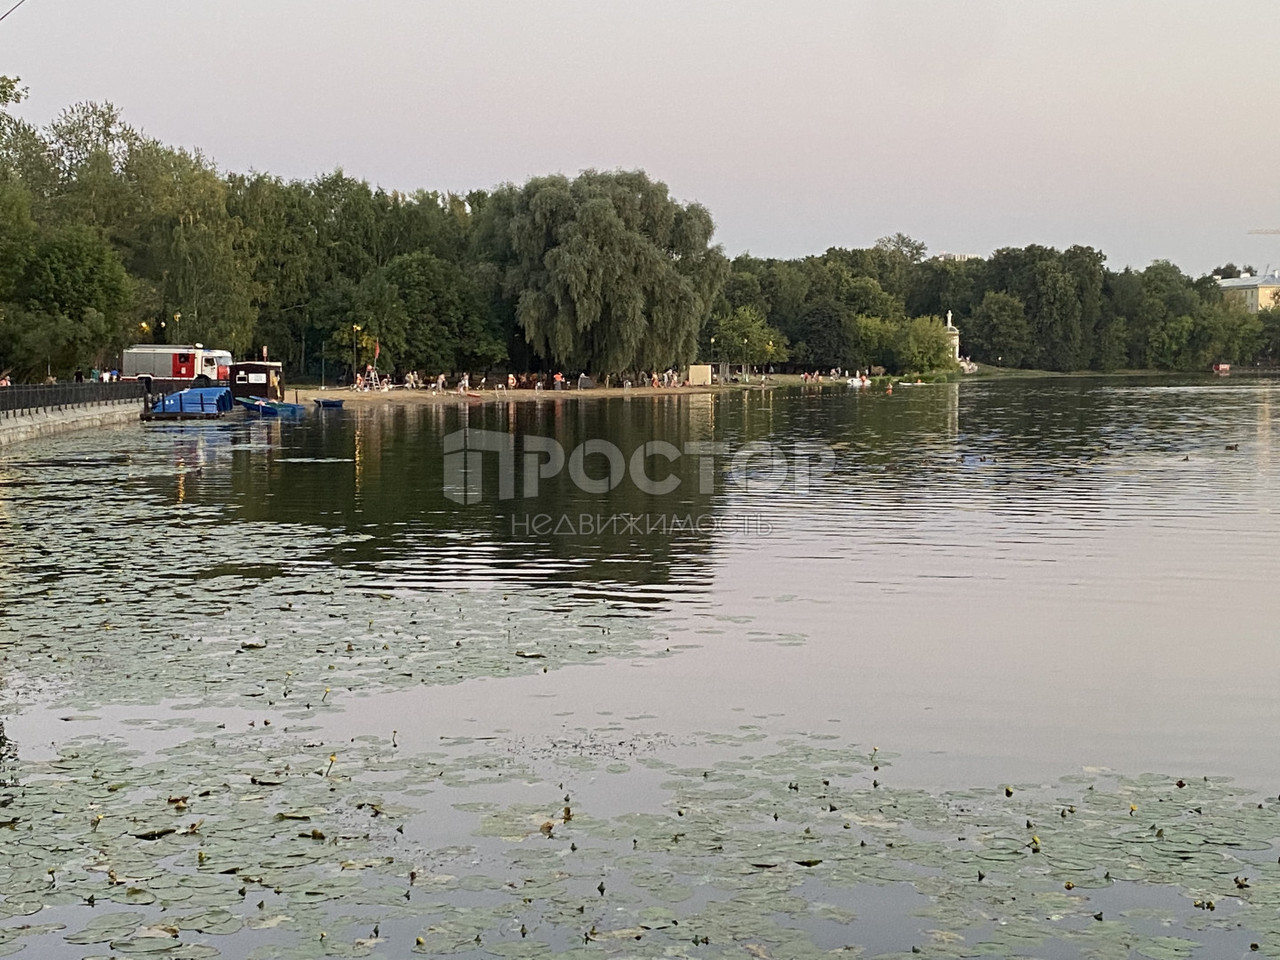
5, 1, 1279, 275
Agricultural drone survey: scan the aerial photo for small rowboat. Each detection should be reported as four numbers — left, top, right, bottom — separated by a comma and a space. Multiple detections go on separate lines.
313, 397, 345, 409
236, 396, 306, 416
235, 396, 277, 416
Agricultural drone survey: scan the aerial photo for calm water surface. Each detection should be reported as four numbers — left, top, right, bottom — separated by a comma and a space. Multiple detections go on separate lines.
5, 376, 1278, 784
3, 375, 1280, 957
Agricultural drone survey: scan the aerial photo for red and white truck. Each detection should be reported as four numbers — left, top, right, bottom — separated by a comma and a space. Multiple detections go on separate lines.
122, 344, 233, 392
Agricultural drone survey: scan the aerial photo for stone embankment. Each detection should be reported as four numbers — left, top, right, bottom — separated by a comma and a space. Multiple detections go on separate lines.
0, 394, 143, 447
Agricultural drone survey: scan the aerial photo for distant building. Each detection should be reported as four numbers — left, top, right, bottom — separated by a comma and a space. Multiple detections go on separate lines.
1218, 271, 1280, 312
935, 251, 981, 262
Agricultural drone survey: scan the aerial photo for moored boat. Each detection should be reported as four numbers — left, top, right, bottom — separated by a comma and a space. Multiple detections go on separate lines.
235, 396, 278, 416
236, 396, 306, 417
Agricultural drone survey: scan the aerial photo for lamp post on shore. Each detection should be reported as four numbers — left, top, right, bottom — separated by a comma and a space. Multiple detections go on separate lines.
352, 324, 361, 383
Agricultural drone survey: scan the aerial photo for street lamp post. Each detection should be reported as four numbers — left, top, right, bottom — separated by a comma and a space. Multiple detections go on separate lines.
352, 325, 361, 384
742, 337, 748, 378
174, 312, 181, 343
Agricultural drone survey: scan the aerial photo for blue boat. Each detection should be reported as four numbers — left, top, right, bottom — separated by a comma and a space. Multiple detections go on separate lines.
235, 396, 277, 416
143, 387, 233, 420
236, 396, 306, 417
313, 397, 345, 409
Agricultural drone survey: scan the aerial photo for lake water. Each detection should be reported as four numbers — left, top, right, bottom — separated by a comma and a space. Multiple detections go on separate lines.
3, 375, 1280, 958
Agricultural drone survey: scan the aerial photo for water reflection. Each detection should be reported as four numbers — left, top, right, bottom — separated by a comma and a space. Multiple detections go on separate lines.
90, 378, 1280, 614
209, 395, 746, 604
6, 376, 1280, 785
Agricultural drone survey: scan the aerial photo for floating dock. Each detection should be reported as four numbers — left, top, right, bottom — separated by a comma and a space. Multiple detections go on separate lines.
141, 387, 234, 421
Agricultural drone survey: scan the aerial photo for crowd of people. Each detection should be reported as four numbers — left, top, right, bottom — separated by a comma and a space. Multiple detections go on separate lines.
800, 368, 877, 383
0, 368, 122, 387
354, 369, 691, 392
1, 364, 883, 392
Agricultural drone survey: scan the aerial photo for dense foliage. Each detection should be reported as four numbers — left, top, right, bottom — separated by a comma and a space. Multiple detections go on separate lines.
716, 238, 1268, 374
484, 171, 728, 378
0, 82, 1271, 382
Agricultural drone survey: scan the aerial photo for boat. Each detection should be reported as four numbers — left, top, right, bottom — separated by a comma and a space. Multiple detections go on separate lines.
236, 396, 306, 417
313, 397, 345, 409
235, 396, 278, 416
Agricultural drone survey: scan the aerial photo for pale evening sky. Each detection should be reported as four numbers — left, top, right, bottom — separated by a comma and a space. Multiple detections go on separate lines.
4, 1, 1279, 276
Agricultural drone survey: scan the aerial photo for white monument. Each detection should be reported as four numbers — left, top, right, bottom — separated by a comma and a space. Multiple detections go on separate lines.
945, 310, 960, 361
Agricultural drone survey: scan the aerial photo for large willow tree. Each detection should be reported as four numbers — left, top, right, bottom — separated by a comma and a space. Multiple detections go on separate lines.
486, 170, 727, 377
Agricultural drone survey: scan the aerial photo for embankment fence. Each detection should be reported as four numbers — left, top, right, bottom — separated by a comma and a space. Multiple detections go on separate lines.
0, 382, 144, 416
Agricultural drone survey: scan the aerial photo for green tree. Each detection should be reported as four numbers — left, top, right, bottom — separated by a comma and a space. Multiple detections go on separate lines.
906, 256, 982, 319
1147, 313, 1195, 369
0, 76, 25, 110
968, 290, 1032, 366
1209, 263, 1255, 280
708, 305, 788, 367
385, 250, 505, 373
791, 297, 850, 367
888, 316, 953, 374
0, 74, 28, 139
1092, 313, 1128, 371
1026, 258, 1084, 371
227, 174, 320, 375
123, 140, 260, 351
718, 259, 770, 318
486, 170, 728, 377
755, 258, 811, 339
1258, 306, 1280, 365
872, 233, 927, 299
1063, 245, 1105, 369
0, 179, 35, 299
0, 223, 133, 377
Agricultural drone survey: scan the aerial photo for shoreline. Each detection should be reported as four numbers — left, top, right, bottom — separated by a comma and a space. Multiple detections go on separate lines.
275, 367, 1232, 408
287, 379, 803, 406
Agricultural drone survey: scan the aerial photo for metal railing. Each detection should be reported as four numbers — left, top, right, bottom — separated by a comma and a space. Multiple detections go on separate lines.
0, 381, 145, 415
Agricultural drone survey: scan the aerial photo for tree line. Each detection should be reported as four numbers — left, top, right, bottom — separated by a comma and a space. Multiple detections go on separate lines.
1, 79, 1273, 383
720, 237, 1276, 374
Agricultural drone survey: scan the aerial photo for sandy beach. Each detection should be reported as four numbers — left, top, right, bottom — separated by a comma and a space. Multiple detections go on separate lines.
287, 379, 798, 406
